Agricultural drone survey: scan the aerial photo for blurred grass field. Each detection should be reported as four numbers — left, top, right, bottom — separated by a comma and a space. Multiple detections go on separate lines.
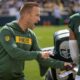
24, 25, 68, 80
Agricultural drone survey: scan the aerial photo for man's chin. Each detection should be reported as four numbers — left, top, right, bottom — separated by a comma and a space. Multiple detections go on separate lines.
31, 26, 35, 30
29, 25, 35, 30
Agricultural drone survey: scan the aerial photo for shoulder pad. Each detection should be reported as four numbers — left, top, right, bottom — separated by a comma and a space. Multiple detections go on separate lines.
69, 13, 80, 27
69, 13, 80, 23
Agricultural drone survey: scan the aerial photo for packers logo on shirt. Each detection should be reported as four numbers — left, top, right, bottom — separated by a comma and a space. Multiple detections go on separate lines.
16, 36, 32, 45
5, 35, 11, 42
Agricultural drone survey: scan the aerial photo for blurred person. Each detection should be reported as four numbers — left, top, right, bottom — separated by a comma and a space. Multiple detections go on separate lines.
73, 0, 80, 13
8, 4, 19, 16
0, 4, 3, 15
68, 1, 76, 16
15, 0, 23, 9
53, 2, 62, 25
61, 0, 70, 7
68, 13, 80, 80
0, 2, 73, 80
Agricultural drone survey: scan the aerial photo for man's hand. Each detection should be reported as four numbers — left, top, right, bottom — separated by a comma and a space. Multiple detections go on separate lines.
40, 51, 54, 59
64, 62, 76, 70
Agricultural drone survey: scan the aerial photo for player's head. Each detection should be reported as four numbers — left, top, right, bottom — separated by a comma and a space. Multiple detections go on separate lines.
20, 2, 40, 24
69, 13, 80, 27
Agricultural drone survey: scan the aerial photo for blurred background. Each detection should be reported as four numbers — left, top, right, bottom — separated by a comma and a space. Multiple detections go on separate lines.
0, 0, 79, 80
0, 0, 80, 26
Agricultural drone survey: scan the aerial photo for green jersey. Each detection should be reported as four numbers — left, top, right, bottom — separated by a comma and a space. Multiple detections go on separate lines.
69, 13, 80, 75
0, 21, 64, 80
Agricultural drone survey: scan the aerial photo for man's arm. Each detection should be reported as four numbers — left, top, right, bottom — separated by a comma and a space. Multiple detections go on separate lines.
37, 56, 73, 69
69, 29, 79, 64
30, 32, 65, 69
0, 28, 50, 60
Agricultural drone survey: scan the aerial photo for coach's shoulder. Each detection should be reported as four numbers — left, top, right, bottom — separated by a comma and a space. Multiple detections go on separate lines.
0, 25, 9, 31
0, 25, 12, 35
